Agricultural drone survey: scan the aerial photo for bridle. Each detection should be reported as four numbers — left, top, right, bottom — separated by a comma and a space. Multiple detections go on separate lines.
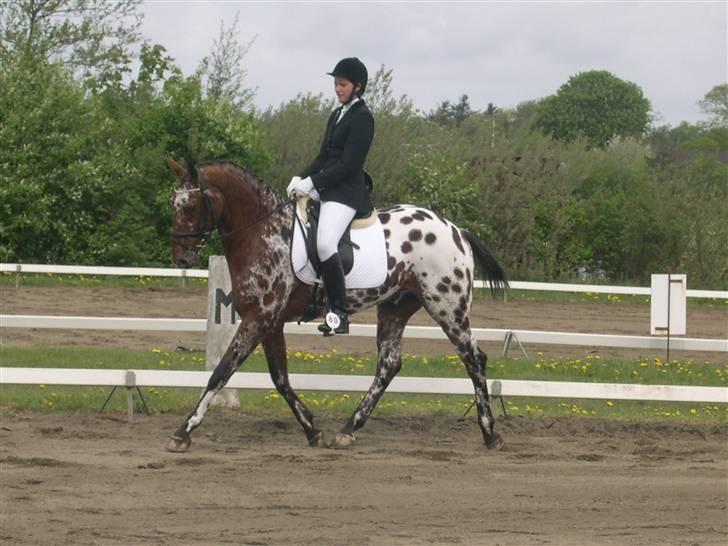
170, 166, 295, 248
170, 167, 217, 245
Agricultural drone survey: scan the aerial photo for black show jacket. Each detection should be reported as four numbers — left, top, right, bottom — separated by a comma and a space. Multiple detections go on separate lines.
298, 99, 374, 215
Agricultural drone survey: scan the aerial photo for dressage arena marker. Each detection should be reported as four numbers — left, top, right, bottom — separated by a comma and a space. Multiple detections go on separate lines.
651, 274, 687, 337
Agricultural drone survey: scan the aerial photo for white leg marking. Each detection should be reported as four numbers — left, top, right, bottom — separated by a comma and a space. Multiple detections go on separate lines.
187, 391, 216, 432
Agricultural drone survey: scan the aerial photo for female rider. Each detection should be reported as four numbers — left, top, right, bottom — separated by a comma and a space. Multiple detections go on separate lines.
287, 57, 374, 335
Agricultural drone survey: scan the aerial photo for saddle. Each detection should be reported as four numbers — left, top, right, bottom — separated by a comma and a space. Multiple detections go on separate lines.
296, 197, 377, 277
294, 197, 379, 323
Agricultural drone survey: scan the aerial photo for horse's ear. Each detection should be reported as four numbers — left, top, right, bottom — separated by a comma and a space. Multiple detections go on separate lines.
165, 155, 187, 178
186, 160, 198, 181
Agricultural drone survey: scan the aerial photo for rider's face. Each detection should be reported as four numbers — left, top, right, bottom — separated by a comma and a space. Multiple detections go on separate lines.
334, 76, 358, 104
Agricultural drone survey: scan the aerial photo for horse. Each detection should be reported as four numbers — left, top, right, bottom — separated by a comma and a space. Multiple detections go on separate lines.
164, 157, 508, 452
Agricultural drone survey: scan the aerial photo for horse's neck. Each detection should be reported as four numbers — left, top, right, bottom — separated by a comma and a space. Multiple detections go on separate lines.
212, 170, 281, 230
210, 168, 290, 257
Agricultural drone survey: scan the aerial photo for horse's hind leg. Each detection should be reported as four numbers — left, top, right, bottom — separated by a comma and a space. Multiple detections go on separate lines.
335, 292, 422, 447
261, 326, 325, 447
422, 299, 503, 450
166, 322, 260, 452
459, 336, 503, 450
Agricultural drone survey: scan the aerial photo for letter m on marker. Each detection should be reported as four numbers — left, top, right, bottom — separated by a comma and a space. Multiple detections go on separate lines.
214, 289, 236, 325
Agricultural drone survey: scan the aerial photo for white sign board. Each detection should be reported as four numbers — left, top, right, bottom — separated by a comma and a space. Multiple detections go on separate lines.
650, 274, 686, 336
205, 255, 240, 407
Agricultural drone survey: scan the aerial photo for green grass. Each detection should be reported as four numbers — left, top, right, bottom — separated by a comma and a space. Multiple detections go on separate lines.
2, 346, 726, 384
1, 346, 726, 422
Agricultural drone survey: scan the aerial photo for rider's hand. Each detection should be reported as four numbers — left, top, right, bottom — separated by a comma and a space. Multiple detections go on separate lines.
286, 176, 302, 198
290, 176, 314, 197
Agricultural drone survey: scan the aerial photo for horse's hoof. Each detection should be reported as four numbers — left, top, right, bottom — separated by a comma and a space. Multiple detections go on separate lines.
333, 432, 355, 448
166, 434, 191, 452
308, 431, 326, 448
485, 432, 504, 451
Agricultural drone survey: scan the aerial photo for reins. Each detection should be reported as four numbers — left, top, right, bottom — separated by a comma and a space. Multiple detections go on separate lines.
218, 197, 296, 240
170, 166, 296, 244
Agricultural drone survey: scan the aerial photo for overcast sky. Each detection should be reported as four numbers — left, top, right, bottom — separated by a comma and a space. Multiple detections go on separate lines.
140, 1, 727, 126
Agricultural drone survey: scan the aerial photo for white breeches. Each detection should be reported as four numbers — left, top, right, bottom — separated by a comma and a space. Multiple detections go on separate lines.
314, 198, 356, 261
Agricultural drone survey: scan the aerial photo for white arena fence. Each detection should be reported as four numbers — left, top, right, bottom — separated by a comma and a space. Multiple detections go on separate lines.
1, 315, 726, 413
1, 367, 725, 404
2, 264, 726, 416
2, 262, 726, 299
2, 315, 727, 353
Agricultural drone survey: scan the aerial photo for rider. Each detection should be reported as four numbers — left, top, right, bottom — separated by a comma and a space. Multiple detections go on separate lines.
287, 57, 374, 336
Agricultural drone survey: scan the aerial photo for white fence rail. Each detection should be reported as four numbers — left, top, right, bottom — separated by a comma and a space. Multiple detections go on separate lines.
2, 314, 727, 353
2, 368, 725, 404
3, 263, 725, 299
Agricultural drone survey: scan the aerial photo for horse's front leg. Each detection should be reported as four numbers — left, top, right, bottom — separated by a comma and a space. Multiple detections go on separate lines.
166, 321, 260, 452
261, 326, 325, 447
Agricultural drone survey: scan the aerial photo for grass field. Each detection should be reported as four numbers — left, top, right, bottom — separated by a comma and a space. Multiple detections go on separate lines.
2, 346, 725, 422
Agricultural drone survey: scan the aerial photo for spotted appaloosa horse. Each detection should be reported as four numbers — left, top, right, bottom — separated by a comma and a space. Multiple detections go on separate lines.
165, 157, 508, 452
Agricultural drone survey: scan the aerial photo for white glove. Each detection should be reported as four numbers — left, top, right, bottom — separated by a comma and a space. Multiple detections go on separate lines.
286, 176, 301, 198
290, 176, 314, 197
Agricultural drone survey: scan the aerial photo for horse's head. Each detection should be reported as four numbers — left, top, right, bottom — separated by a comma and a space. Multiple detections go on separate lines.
166, 157, 222, 268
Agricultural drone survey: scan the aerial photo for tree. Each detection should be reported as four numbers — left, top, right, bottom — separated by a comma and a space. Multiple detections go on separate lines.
364, 64, 414, 117
535, 70, 651, 148
197, 11, 256, 109
0, 58, 125, 263
427, 94, 474, 126
0, 0, 142, 91
698, 83, 728, 128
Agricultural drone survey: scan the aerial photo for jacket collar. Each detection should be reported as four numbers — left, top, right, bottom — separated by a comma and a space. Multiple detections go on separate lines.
336, 98, 365, 124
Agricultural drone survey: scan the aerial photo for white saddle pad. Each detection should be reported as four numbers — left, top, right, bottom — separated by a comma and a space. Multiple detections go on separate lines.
291, 210, 388, 289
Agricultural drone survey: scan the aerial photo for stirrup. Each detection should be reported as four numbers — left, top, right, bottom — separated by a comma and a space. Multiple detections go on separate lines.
317, 320, 332, 335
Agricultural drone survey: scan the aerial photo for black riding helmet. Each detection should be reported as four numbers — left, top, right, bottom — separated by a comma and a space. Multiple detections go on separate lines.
327, 57, 368, 96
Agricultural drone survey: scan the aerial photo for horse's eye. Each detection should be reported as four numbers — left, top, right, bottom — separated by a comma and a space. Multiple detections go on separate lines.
183, 205, 196, 219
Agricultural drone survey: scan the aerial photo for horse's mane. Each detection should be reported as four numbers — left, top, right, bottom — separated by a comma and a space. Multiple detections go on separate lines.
197, 160, 281, 202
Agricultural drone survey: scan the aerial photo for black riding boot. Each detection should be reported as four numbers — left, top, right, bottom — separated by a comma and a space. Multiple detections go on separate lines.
317, 254, 349, 335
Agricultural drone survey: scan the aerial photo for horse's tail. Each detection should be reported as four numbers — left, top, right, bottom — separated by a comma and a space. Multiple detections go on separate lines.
461, 230, 509, 300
